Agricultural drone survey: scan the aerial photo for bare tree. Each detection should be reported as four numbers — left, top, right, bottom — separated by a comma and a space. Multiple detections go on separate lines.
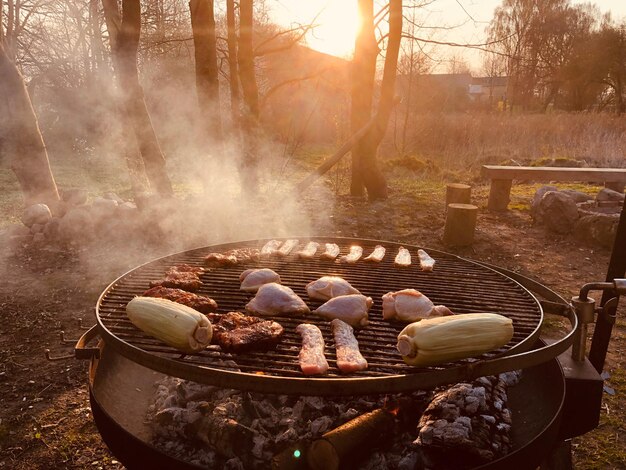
226, 0, 240, 127
102, 0, 173, 197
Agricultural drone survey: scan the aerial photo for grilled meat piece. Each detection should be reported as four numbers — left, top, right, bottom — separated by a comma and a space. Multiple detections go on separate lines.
364, 245, 386, 262
204, 248, 260, 267
150, 265, 204, 291
320, 243, 340, 260
296, 241, 320, 259
278, 239, 299, 256
296, 323, 329, 375
418, 249, 435, 272
206, 312, 284, 353
245, 282, 310, 316
331, 319, 368, 373
339, 245, 363, 263
313, 294, 372, 327
142, 286, 218, 313
382, 289, 451, 322
260, 239, 282, 257
395, 247, 411, 267
306, 276, 361, 301
240, 268, 281, 292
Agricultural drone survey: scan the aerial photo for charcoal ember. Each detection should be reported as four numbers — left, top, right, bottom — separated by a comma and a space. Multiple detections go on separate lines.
310, 415, 334, 435
414, 374, 518, 469
223, 457, 245, 470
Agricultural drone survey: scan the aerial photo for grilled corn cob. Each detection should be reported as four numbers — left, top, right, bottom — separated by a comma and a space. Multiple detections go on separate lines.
396, 313, 513, 367
126, 296, 213, 353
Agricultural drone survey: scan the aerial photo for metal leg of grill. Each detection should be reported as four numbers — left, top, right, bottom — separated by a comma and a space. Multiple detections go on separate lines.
540, 440, 573, 470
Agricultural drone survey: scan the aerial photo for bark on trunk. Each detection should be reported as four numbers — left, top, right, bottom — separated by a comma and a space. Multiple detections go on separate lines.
0, 42, 60, 207
190, 0, 223, 142
237, 0, 260, 193
226, 0, 240, 127
102, 0, 173, 197
349, 0, 377, 197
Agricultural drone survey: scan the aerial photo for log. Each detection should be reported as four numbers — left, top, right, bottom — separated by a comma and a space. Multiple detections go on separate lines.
307, 408, 394, 470
443, 203, 478, 247
487, 179, 512, 211
446, 183, 471, 208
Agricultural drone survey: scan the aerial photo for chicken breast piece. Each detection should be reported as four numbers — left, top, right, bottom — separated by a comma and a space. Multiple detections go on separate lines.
331, 319, 368, 373
306, 276, 361, 301
364, 245, 386, 262
260, 239, 282, 257
245, 282, 310, 316
382, 289, 452, 322
313, 294, 373, 327
340, 245, 363, 263
395, 247, 411, 267
320, 243, 341, 260
297, 241, 320, 259
418, 249, 435, 272
278, 239, 299, 256
240, 268, 281, 292
296, 324, 329, 375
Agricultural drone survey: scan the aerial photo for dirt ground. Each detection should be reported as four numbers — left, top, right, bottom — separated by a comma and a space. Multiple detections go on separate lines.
0, 186, 624, 469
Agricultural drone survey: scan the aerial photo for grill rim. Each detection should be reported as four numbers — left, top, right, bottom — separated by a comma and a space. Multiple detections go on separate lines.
94, 237, 575, 395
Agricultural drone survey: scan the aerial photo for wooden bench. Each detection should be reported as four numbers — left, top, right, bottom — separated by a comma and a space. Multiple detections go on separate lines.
481, 165, 626, 211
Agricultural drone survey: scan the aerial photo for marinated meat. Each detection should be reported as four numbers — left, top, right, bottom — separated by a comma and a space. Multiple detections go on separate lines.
206, 312, 284, 353
205, 248, 260, 266
245, 282, 310, 316
394, 247, 411, 267
320, 243, 341, 260
278, 239, 299, 256
240, 268, 281, 292
142, 286, 218, 313
313, 294, 373, 327
339, 245, 363, 263
331, 319, 368, 373
296, 323, 329, 375
418, 249, 435, 272
150, 265, 204, 291
296, 241, 320, 259
382, 289, 452, 322
306, 276, 361, 301
260, 239, 282, 257
364, 245, 386, 262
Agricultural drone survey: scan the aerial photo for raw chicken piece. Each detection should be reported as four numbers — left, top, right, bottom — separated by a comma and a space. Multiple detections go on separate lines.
382, 289, 452, 322
306, 276, 361, 301
313, 294, 373, 327
278, 239, 299, 256
296, 324, 329, 375
395, 247, 411, 267
339, 245, 363, 263
331, 319, 368, 373
239, 268, 281, 292
260, 239, 282, 257
364, 245, 386, 262
296, 241, 320, 259
245, 282, 310, 316
320, 243, 341, 260
418, 249, 435, 272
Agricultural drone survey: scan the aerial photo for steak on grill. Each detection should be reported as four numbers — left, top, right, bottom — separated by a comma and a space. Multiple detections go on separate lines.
149, 264, 204, 291
142, 286, 218, 313
206, 311, 284, 353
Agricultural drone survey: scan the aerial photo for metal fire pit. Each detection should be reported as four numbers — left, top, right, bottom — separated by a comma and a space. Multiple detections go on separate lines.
92, 237, 577, 395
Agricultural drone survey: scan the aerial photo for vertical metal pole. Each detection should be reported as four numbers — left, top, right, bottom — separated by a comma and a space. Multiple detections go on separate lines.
589, 199, 626, 372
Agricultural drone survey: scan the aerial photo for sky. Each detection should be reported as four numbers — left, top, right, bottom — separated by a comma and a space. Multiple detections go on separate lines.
271, 0, 626, 72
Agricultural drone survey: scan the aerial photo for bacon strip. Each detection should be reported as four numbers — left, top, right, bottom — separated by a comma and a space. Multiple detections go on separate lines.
296, 324, 329, 375
278, 239, 299, 256
297, 241, 320, 259
418, 249, 435, 272
339, 245, 363, 263
364, 245, 386, 262
331, 319, 368, 373
260, 239, 282, 257
320, 243, 341, 260
394, 247, 411, 267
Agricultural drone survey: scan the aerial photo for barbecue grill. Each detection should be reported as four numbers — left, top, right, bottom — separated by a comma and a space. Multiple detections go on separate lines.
63, 224, 626, 469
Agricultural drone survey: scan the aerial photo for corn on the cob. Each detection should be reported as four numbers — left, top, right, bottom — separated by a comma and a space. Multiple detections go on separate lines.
126, 296, 213, 353
396, 313, 513, 367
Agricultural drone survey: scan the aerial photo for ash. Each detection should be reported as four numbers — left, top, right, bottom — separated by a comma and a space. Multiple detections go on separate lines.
147, 371, 521, 469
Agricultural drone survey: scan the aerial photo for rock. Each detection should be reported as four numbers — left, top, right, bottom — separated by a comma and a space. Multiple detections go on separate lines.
21, 204, 52, 227
58, 207, 94, 241
561, 189, 593, 203
537, 191, 579, 234
575, 213, 619, 249
30, 223, 44, 234
530, 186, 558, 221
33, 232, 45, 244
90, 197, 119, 222
597, 188, 625, 203
43, 218, 61, 239
7, 224, 31, 239
61, 188, 89, 206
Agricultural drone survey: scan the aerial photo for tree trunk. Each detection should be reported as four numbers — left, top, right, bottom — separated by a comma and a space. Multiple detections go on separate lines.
349, 0, 377, 197
189, 0, 223, 142
102, 0, 173, 197
237, 0, 260, 193
226, 0, 240, 127
0, 42, 60, 207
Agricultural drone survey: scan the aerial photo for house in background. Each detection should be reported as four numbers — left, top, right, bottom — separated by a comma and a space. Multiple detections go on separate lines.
469, 76, 508, 106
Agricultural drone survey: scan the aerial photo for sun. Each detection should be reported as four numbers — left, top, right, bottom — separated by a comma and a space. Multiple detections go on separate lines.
304, 1, 359, 58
